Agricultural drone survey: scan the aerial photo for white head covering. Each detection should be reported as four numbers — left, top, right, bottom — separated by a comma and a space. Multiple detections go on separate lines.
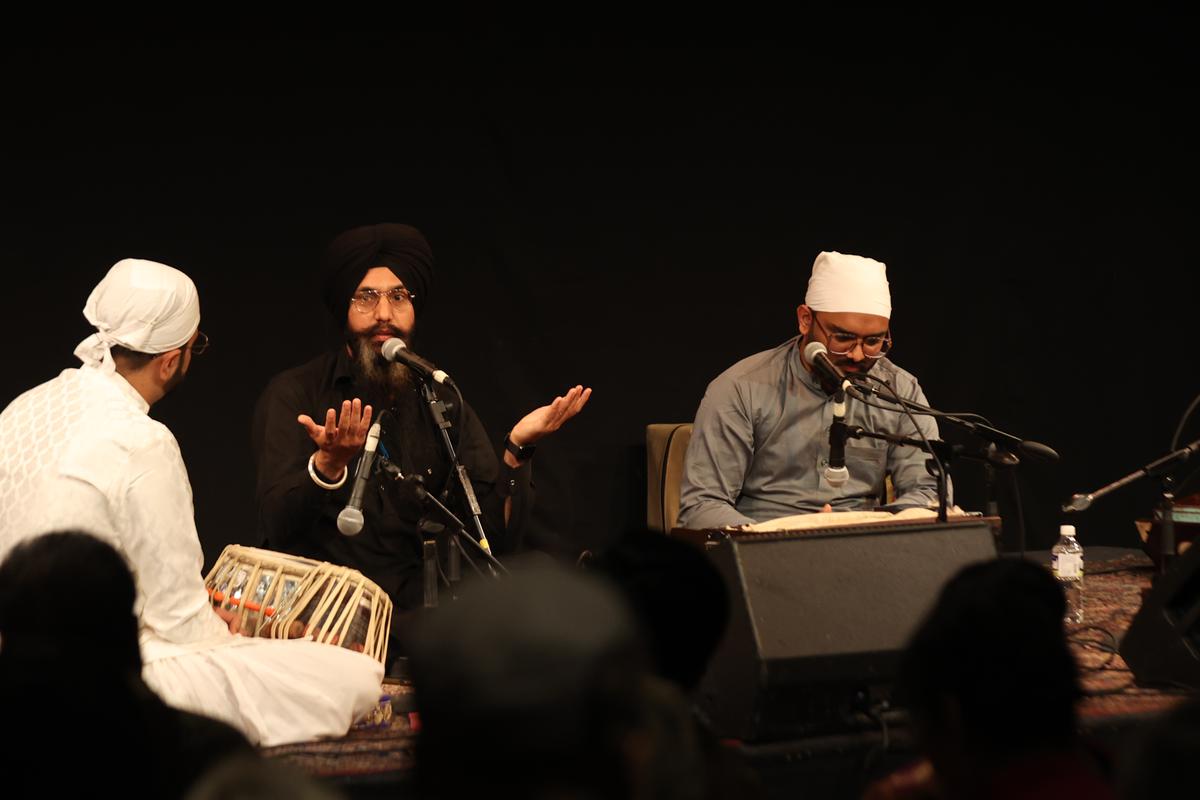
804, 251, 892, 318
74, 258, 200, 371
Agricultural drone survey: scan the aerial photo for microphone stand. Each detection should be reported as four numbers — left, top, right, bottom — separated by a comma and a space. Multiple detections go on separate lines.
378, 458, 507, 574
849, 379, 1059, 462
847, 378, 1050, 551
842, 379, 951, 524
1062, 437, 1200, 576
416, 378, 501, 577
842, 426, 954, 523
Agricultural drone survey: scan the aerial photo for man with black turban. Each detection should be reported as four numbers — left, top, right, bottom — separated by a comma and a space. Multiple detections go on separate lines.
253, 224, 589, 657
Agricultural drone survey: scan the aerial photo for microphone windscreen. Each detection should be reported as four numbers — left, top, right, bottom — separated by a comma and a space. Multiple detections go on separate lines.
1019, 440, 1060, 462
381, 338, 407, 363
337, 507, 365, 536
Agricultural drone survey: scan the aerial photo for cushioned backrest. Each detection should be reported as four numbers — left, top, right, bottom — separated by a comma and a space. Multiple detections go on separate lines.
646, 423, 693, 532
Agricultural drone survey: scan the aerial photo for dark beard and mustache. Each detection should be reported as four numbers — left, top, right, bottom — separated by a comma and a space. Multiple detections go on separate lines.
803, 337, 878, 396
347, 325, 451, 509
348, 326, 416, 406
833, 357, 876, 376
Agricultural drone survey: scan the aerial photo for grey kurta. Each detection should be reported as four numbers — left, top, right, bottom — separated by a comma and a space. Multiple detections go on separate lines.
678, 336, 943, 529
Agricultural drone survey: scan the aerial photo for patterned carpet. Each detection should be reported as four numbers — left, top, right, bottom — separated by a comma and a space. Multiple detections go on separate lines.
262, 682, 417, 782
1071, 555, 1192, 722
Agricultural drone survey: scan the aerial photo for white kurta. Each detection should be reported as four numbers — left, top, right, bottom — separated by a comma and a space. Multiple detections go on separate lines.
0, 366, 383, 746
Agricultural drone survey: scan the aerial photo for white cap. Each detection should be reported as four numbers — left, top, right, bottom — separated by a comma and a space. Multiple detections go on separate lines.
805, 251, 891, 318
1060, 524, 1076, 537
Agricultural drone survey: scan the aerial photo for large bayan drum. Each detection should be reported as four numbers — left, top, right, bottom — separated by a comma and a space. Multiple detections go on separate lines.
204, 545, 392, 665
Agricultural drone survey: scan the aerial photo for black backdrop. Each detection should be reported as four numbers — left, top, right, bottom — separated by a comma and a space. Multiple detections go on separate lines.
3, 25, 1197, 569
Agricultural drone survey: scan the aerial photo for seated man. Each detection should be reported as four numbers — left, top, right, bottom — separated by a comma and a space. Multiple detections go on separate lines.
0, 258, 382, 746
254, 223, 589, 626
678, 251, 942, 529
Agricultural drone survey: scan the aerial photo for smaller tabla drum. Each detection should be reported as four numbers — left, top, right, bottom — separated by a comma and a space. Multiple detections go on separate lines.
204, 544, 392, 666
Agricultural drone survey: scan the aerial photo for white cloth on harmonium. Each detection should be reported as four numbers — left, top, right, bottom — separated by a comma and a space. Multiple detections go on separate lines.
0, 365, 383, 747
740, 505, 971, 532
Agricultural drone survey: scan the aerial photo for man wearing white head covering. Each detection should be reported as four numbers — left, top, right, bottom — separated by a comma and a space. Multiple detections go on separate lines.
0, 259, 383, 747
678, 251, 943, 529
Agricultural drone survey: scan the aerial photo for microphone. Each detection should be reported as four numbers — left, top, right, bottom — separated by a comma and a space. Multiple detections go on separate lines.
336, 421, 382, 536
825, 389, 850, 488
804, 342, 851, 487
803, 341, 851, 395
1018, 440, 1060, 463
381, 338, 453, 385
1062, 493, 1093, 513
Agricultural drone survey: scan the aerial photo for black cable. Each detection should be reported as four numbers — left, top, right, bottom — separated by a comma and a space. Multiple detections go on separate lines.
1064, 625, 1190, 697
853, 374, 949, 516
848, 390, 993, 422
1067, 625, 1119, 671
1171, 390, 1200, 450
850, 374, 993, 425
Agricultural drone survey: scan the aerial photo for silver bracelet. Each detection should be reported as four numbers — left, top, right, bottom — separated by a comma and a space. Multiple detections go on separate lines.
307, 453, 348, 490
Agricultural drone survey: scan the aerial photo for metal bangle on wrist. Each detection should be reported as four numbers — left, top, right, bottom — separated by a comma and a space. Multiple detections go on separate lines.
307, 452, 348, 490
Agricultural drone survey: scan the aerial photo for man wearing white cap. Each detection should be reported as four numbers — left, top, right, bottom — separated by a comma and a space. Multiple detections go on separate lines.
0, 259, 383, 747
678, 251, 942, 529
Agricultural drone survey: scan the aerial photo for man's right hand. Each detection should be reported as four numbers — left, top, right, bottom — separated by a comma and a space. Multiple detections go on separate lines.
298, 398, 373, 480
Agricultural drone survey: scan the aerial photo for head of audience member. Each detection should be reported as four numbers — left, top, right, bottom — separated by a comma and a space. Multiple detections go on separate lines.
409, 560, 669, 800
896, 558, 1082, 793
587, 528, 730, 693
1117, 696, 1200, 800
321, 223, 434, 398
1, 532, 260, 798
74, 257, 205, 406
797, 251, 893, 387
0, 530, 141, 676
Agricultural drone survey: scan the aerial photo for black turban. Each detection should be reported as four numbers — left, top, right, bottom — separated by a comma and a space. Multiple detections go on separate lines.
321, 223, 434, 320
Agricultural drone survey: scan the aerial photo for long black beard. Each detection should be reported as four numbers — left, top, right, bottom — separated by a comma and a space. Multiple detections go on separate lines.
347, 336, 453, 515
349, 335, 416, 408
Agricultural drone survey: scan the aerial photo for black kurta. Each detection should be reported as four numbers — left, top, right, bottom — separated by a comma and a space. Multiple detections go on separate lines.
253, 348, 530, 615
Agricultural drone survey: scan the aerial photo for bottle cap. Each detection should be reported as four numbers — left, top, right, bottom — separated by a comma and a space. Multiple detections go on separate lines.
1060, 524, 1076, 537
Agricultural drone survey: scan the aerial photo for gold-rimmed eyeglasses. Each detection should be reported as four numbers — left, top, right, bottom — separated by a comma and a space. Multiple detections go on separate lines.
811, 313, 892, 359
350, 288, 416, 314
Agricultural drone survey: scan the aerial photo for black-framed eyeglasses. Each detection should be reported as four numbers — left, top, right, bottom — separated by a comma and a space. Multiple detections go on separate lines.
350, 287, 415, 314
189, 330, 210, 356
811, 313, 892, 359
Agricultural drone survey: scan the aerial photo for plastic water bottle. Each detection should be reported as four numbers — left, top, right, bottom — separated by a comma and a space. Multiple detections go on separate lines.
1051, 524, 1084, 623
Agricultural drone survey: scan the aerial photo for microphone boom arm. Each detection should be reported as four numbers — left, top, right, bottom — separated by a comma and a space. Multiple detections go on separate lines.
1063, 438, 1200, 513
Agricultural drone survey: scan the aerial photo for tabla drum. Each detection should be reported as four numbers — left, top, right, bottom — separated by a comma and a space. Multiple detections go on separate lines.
204, 544, 392, 665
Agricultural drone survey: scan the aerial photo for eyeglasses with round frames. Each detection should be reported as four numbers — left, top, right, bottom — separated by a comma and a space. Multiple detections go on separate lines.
811, 313, 892, 359
189, 330, 210, 356
350, 287, 416, 314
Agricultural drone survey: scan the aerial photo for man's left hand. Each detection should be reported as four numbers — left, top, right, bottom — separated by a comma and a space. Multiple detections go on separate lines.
509, 385, 592, 450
